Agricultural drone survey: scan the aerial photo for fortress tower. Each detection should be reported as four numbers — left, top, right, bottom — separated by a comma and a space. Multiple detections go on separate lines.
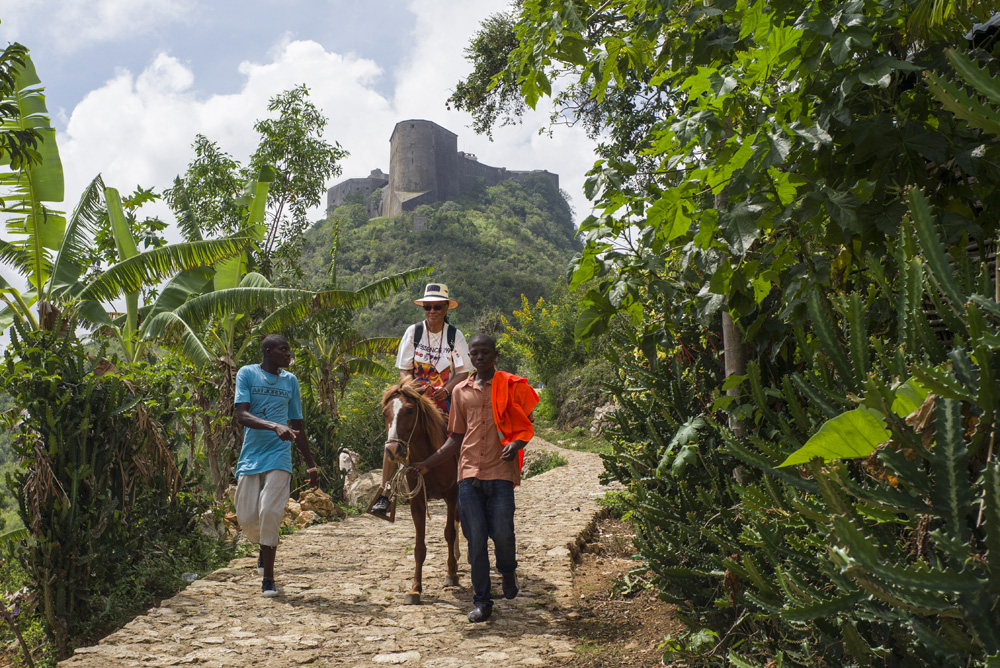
383, 120, 460, 217
326, 119, 559, 217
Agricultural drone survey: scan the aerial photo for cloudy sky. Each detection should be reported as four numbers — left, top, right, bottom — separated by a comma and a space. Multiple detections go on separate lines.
1, 1, 596, 237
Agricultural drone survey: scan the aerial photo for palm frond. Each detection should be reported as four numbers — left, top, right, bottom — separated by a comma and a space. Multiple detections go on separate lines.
76, 299, 116, 330
144, 267, 215, 321
172, 286, 315, 331
0, 238, 32, 276
341, 357, 397, 381
255, 290, 363, 334
48, 175, 105, 294
353, 267, 433, 307
0, 526, 29, 545
255, 268, 431, 336
1, 54, 65, 294
78, 237, 250, 302
141, 311, 216, 367
907, 0, 992, 35
344, 336, 402, 359
169, 180, 204, 242
239, 271, 272, 288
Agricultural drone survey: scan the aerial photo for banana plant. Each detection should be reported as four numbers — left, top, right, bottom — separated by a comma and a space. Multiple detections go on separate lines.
0, 53, 65, 330
296, 327, 400, 415
0, 55, 248, 341
1, 173, 251, 342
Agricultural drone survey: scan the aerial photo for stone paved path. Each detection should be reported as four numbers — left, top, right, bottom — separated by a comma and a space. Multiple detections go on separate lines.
59, 437, 609, 668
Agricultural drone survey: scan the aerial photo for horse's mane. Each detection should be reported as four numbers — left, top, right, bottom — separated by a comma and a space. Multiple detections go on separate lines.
382, 381, 446, 449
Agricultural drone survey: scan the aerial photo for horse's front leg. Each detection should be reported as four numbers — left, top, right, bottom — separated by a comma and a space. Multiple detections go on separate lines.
444, 487, 459, 587
404, 496, 426, 605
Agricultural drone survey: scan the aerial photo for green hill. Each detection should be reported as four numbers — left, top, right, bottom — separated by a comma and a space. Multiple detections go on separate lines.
300, 173, 582, 336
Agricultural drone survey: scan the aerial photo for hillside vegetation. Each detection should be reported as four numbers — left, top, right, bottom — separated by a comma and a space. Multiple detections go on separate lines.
300, 173, 581, 335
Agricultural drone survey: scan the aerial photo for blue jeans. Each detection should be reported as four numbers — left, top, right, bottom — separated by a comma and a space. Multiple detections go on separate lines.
457, 478, 517, 607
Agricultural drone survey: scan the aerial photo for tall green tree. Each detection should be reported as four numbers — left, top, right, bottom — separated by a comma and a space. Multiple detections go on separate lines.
454, 0, 1000, 345
166, 85, 347, 282
250, 84, 347, 279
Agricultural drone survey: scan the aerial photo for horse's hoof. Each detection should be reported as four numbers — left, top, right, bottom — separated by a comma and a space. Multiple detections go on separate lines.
403, 593, 421, 605
444, 575, 459, 587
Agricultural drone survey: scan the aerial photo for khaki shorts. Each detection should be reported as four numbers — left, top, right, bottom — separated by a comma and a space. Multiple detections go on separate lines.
234, 469, 291, 547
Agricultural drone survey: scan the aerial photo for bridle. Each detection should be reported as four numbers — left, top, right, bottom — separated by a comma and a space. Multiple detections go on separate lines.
384, 393, 421, 463
381, 393, 429, 513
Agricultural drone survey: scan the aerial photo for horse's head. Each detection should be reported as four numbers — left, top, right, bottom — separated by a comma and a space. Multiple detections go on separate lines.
382, 381, 445, 464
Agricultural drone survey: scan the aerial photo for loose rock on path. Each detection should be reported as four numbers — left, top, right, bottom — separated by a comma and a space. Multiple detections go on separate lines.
59, 437, 610, 668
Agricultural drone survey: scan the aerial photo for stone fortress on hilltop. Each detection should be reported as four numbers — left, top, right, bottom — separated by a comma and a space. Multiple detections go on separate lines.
327, 119, 559, 218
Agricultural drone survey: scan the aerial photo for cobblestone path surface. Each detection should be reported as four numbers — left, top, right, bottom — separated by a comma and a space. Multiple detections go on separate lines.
60, 437, 609, 668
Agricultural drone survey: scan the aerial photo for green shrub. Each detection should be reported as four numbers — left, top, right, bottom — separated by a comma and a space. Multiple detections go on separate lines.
597, 490, 633, 520
1, 325, 229, 658
604, 195, 1000, 666
533, 388, 558, 423
523, 450, 568, 478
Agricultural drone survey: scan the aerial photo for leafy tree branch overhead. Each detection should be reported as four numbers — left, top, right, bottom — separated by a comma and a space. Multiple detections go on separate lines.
456, 0, 1000, 341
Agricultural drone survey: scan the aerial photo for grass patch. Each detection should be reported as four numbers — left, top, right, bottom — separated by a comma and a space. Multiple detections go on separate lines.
523, 450, 568, 478
536, 425, 610, 454
597, 490, 633, 520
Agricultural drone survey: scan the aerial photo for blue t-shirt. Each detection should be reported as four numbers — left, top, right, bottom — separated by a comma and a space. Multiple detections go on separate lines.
234, 364, 303, 476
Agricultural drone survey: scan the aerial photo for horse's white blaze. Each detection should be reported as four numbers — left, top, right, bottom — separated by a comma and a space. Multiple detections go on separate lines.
387, 397, 404, 441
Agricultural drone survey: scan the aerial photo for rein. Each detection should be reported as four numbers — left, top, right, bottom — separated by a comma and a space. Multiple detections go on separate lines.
385, 463, 429, 517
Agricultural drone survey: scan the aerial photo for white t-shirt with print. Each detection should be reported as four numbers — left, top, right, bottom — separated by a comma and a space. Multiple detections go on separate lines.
395, 322, 471, 386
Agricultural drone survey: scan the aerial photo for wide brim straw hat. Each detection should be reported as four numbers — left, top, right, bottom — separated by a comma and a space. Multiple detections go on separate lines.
413, 282, 459, 310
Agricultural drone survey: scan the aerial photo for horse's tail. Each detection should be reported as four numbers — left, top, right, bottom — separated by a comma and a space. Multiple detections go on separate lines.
452, 518, 461, 562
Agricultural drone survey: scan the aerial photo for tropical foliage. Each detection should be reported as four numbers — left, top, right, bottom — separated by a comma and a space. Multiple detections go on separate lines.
499, 284, 611, 429
165, 85, 347, 283
455, 0, 1000, 665
3, 324, 194, 658
0, 54, 411, 663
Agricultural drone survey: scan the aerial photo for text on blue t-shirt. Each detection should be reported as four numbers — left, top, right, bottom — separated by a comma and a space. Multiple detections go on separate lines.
234, 364, 303, 476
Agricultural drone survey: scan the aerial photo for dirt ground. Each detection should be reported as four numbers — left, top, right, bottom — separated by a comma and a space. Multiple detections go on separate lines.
557, 517, 686, 668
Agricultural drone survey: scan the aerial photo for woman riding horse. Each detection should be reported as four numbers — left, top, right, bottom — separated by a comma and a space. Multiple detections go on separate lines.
372, 283, 470, 516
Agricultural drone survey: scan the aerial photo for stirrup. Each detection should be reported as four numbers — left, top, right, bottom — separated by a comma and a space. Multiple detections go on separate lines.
366, 486, 397, 523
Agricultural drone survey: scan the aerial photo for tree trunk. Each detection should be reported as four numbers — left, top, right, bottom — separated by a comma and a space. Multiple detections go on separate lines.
722, 309, 746, 438
716, 187, 747, 440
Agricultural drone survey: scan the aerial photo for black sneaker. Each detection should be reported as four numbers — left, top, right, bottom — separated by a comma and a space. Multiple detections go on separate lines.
467, 603, 493, 623
501, 570, 519, 599
257, 553, 264, 576
261, 578, 278, 597
371, 495, 391, 516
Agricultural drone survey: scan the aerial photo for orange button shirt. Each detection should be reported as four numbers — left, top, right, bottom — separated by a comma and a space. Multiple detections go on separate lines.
449, 375, 520, 485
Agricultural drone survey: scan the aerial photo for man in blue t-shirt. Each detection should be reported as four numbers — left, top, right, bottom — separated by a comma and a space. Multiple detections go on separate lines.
234, 333, 319, 597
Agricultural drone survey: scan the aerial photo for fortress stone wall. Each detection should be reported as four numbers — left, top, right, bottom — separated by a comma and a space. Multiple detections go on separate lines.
327, 119, 559, 217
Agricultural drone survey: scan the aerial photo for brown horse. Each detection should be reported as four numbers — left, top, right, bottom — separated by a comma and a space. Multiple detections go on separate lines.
381, 381, 460, 604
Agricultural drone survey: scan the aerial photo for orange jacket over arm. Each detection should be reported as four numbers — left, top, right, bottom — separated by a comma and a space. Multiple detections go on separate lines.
491, 370, 540, 469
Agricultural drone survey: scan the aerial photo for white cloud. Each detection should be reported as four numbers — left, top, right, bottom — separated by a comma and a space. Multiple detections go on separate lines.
4, 0, 194, 52
57, 42, 396, 235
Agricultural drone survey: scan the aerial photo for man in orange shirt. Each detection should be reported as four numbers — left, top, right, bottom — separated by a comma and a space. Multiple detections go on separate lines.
413, 333, 538, 622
